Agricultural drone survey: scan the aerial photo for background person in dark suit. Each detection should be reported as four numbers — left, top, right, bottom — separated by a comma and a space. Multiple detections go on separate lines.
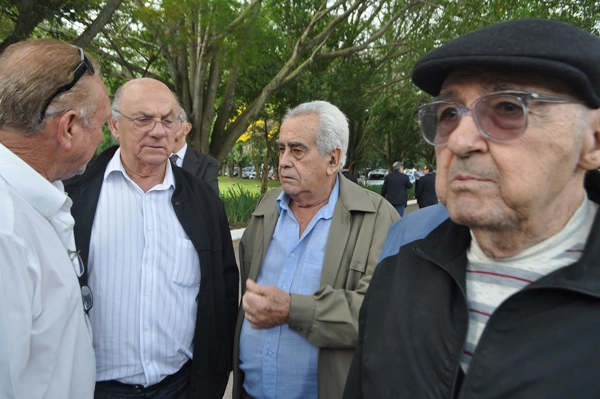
342, 162, 359, 184
381, 161, 413, 216
415, 163, 438, 208
171, 107, 220, 194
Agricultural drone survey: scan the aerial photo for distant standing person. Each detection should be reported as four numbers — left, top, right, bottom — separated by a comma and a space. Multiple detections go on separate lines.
415, 163, 438, 208
414, 165, 425, 180
381, 161, 413, 216
342, 162, 359, 184
171, 106, 220, 194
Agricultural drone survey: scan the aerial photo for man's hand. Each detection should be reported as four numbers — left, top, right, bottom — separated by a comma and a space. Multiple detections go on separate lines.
242, 279, 291, 329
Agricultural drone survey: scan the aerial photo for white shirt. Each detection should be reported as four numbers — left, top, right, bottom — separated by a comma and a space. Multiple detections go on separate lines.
0, 143, 95, 398
89, 149, 200, 386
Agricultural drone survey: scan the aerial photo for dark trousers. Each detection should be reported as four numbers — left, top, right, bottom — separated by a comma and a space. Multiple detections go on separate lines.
94, 361, 192, 399
395, 204, 406, 217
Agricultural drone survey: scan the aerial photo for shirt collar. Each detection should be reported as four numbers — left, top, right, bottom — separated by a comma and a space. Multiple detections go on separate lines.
104, 148, 175, 190
276, 175, 340, 220
175, 143, 187, 160
0, 142, 70, 219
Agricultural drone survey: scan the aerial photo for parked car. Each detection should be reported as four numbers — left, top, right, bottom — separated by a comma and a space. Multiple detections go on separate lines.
241, 166, 255, 179
366, 169, 388, 187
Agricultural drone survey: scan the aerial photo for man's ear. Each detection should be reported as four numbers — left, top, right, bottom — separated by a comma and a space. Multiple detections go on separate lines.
579, 109, 600, 170
183, 123, 192, 138
54, 110, 79, 150
108, 116, 120, 141
326, 147, 342, 175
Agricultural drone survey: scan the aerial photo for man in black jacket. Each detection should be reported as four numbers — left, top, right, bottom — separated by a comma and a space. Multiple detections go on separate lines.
380, 161, 412, 216
415, 163, 438, 208
345, 19, 600, 399
65, 77, 238, 399
171, 106, 220, 194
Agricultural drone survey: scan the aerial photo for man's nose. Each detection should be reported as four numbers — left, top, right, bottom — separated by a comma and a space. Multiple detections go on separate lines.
445, 112, 487, 156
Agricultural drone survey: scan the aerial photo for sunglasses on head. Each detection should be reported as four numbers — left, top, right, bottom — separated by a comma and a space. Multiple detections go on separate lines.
39, 46, 95, 122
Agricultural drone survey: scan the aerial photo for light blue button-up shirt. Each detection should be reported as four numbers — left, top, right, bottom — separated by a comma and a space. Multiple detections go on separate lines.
239, 177, 340, 399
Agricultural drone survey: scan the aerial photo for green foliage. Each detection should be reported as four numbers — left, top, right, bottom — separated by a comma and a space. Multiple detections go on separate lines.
220, 186, 261, 227
364, 183, 415, 200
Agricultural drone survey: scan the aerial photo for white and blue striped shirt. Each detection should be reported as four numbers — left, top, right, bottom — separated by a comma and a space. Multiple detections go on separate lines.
88, 149, 200, 386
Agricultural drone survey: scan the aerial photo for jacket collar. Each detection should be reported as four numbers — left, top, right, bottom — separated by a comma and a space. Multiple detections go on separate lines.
251, 172, 377, 217
416, 169, 600, 296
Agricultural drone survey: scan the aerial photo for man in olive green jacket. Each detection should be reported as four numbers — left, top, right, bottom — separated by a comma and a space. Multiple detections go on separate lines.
232, 101, 399, 399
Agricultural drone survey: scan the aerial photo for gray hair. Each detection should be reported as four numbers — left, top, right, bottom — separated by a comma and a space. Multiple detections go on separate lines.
284, 100, 349, 170
0, 38, 102, 135
393, 161, 403, 171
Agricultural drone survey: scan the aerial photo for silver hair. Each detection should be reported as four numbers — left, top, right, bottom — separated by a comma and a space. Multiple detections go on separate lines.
393, 161, 403, 171
284, 100, 348, 170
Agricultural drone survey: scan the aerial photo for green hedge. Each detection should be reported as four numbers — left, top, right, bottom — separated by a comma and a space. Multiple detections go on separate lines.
220, 187, 261, 227
363, 184, 415, 200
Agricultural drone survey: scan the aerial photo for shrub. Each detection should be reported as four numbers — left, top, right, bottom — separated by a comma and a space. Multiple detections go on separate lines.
364, 184, 415, 199
221, 186, 261, 228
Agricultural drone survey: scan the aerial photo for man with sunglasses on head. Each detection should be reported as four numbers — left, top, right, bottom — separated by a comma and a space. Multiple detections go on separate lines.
64, 77, 239, 399
0, 39, 111, 398
344, 19, 600, 399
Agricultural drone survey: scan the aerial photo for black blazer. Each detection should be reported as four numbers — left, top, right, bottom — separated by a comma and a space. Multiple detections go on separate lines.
64, 146, 238, 399
381, 171, 413, 206
415, 172, 438, 208
181, 147, 220, 195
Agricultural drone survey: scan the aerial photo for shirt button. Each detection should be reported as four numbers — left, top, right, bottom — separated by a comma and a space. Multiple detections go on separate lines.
145, 292, 151, 297
147, 227, 152, 232
147, 260, 152, 265
146, 361, 151, 366
290, 253, 295, 258
145, 327, 150, 332
283, 284, 288, 289
268, 351, 273, 356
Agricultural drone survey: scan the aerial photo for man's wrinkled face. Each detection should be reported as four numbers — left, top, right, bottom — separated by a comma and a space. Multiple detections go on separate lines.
277, 114, 335, 202
111, 80, 179, 168
435, 73, 590, 232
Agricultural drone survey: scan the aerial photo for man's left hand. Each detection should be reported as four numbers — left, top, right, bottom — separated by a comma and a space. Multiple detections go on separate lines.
242, 279, 291, 329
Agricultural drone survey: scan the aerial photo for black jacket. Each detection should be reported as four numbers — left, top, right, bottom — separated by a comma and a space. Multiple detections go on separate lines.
182, 147, 220, 195
381, 171, 412, 206
64, 146, 239, 399
345, 171, 600, 399
415, 172, 438, 208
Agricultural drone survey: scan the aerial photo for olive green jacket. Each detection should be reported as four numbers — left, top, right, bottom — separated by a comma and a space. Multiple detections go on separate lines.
233, 174, 399, 399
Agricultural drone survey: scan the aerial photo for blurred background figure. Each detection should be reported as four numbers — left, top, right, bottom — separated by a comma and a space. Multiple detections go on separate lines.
415, 163, 438, 208
171, 106, 219, 194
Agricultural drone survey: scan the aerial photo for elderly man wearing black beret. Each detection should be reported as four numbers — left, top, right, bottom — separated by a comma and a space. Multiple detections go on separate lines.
344, 19, 600, 399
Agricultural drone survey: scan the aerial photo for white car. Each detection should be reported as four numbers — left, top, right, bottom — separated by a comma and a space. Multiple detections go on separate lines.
241, 166, 255, 179
366, 169, 388, 187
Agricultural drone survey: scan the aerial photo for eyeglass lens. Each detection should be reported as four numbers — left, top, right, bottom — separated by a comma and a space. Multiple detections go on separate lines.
419, 93, 528, 145
133, 117, 181, 133
68, 249, 93, 314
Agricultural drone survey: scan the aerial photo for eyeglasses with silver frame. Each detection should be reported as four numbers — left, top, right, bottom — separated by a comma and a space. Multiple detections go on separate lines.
417, 91, 584, 146
113, 109, 182, 134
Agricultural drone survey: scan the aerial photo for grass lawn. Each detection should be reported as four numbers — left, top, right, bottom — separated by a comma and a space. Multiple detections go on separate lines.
218, 176, 281, 195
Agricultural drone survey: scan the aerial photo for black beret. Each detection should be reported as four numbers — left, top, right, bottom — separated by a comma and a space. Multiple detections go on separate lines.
411, 19, 600, 108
